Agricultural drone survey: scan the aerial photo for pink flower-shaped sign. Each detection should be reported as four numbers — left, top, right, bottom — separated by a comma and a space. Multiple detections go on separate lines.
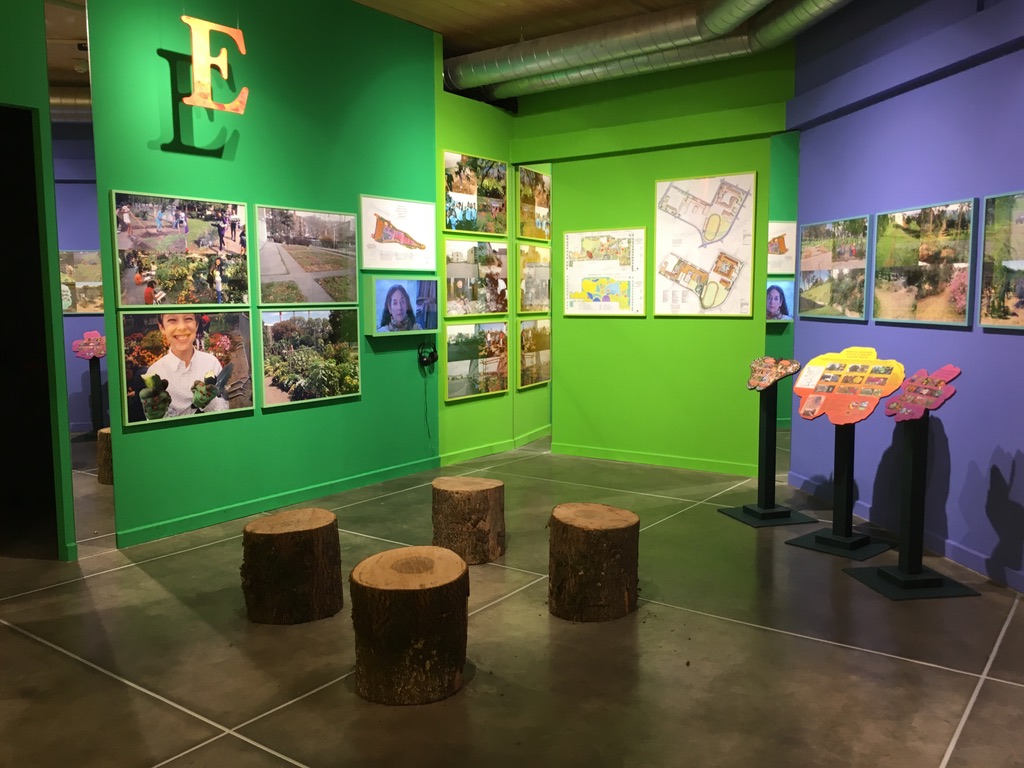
72, 330, 107, 360
884, 364, 960, 422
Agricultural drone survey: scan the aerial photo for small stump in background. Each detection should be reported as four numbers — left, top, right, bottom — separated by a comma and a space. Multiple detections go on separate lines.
96, 427, 113, 485
240, 508, 343, 625
548, 502, 640, 622
350, 545, 469, 705
431, 476, 506, 564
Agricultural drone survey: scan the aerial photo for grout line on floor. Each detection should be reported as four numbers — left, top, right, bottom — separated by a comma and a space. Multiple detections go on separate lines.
337, 528, 414, 548
76, 531, 116, 543
938, 594, 1019, 768
469, 575, 547, 617
231, 672, 355, 733
73, 468, 99, 476
149, 734, 229, 768
482, 468, 717, 504
641, 598, 986, 681
484, 561, 547, 577
459, 450, 554, 474
639, 478, 753, 532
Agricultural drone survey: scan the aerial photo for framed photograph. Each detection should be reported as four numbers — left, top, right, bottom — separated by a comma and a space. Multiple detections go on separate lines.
368, 275, 439, 335
979, 191, 1024, 329
113, 192, 248, 307
519, 166, 551, 241
519, 244, 551, 313
766, 221, 797, 274
262, 309, 360, 406
444, 239, 509, 316
443, 152, 508, 235
654, 173, 755, 317
445, 321, 508, 401
59, 250, 104, 313
519, 318, 551, 389
564, 228, 646, 316
873, 200, 973, 326
360, 195, 436, 272
121, 310, 253, 425
765, 278, 795, 322
257, 205, 357, 304
797, 216, 868, 320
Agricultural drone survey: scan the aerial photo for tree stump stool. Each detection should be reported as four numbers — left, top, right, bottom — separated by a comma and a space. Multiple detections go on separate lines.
240, 508, 343, 625
548, 502, 640, 622
350, 545, 469, 705
431, 476, 506, 564
96, 427, 113, 485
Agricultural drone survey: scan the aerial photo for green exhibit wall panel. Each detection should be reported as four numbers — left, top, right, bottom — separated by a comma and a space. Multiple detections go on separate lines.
2, 3, 76, 560
87, 0, 440, 545
436, 89, 551, 464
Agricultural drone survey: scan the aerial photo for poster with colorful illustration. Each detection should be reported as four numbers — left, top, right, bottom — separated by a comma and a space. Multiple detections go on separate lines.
767, 221, 797, 274
564, 228, 645, 316
654, 173, 755, 317
793, 346, 905, 425
359, 195, 435, 271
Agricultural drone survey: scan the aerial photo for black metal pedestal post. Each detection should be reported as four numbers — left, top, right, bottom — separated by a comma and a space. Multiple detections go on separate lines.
719, 383, 815, 528
786, 423, 892, 560
845, 414, 978, 599
89, 356, 104, 433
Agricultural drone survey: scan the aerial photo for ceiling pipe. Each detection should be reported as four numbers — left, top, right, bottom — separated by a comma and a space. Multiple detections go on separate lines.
49, 87, 92, 123
482, 0, 853, 100
443, 0, 775, 92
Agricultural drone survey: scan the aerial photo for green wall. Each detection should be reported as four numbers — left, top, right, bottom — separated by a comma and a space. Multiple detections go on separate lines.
435, 90, 552, 464
513, 49, 796, 475
2, 2, 76, 560
88, 0, 440, 545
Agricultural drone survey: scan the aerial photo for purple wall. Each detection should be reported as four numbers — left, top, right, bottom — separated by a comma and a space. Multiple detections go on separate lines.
790, 1, 1024, 591
53, 123, 107, 433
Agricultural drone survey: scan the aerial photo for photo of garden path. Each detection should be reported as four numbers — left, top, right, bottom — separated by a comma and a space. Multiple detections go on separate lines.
873, 202, 972, 324
257, 208, 357, 304
798, 217, 867, 318
980, 192, 1024, 328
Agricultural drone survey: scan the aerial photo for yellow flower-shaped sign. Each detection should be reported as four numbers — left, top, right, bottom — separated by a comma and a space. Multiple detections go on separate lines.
792, 346, 905, 425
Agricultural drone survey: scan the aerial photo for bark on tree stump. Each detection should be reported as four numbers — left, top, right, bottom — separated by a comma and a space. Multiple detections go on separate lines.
548, 502, 640, 622
240, 508, 343, 625
96, 427, 113, 486
431, 476, 506, 564
350, 545, 469, 705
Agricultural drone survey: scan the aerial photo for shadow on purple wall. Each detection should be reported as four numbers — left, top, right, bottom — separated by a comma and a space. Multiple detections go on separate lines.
958, 449, 1024, 586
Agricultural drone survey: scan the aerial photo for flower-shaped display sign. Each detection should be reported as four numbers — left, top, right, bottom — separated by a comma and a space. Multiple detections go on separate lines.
747, 356, 801, 391
793, 346, 905, 425
884, 364, 960, 422
72, 330, 107, 360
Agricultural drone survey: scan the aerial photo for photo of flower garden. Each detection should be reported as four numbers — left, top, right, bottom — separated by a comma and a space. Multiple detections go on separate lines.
257, 207, 357, 304
114, 193, 248, 306
446, 322, 508, 400
59, 250, 103, 313
519, 166, 551, 241
520, 319, 551, 388
262, 309, 360, 406
445, 240, 508, 316
979, 191, 1024, 329
798, 216, 868, 320
444, 152, 507, 235
873, 201, 973, 325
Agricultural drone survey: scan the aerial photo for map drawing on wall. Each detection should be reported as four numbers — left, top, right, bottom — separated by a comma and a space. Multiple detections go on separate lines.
767, 221, 797, 274
563, 228, 645, 316
747, 356, 801, 391
113, 192, 248, 307
884, 364, 960, 422
979, 190, 1024, 330
360, 195, 435, 272
792, 346, 905, 425
261, 309, 360, 407
519, 244, 551, 313
443, 152, 508, 235
654, 172, 755, 317
445, 321, 508, 401
873, 200, 973, 326
797, 216, 868, 321
445, 240, 508, 316
59, 250, 104, 314
519, 166, 551, 241
520, 318, 551, 389
257, 206, 357, 304
121, 311, 253, 426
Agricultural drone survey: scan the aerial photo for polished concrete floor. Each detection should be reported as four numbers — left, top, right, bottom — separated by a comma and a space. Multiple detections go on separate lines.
2, 433, 1022, 767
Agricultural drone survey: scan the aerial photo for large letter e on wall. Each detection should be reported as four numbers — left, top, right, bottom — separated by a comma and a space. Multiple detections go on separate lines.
180, 15, 249, 114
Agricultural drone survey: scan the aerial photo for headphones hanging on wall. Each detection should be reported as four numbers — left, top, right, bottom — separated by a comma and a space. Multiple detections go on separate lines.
418, 340, 438, 367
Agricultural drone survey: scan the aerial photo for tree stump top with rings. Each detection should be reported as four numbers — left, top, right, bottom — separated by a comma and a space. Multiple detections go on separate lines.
351, 545, 467, 591
244, 507, 337, 536
551, 502, 639, 531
